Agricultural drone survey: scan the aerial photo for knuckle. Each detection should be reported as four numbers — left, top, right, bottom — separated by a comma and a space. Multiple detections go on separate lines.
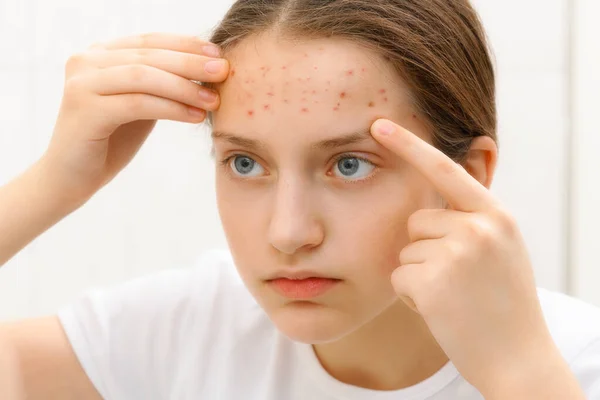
407, 209, 426, 233
444, 240, 464, 262
491, 208, 519, 237
133, 48, 151, 64
126, 94, 145, 114
137, 32, 156, 48
127, 65, 147, 83
65, 52, 87, 74
64, 75, 86, 95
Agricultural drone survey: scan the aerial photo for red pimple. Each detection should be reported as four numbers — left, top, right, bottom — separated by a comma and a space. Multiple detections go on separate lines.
267, 92, 275, 97
314, 66, 318, 70
301, 97, 307, 102
379, 89, 387, 94
247, 110, 255, 117
260, 66, 266, 70
312, 90, 317, 94
303, 53, 309, 58
333, 107, 339, 111
264, 104, 271, 111
340, 92, 347, 99
301, 107, 309, 113
346, 70, 354, 76
368, 101, 375, 107
361, 68, 366, 73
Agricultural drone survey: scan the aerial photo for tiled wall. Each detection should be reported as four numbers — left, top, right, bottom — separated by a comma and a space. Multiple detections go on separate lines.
0, 0, 597, 319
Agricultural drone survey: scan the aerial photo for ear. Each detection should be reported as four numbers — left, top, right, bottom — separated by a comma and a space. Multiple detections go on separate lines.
461, 136, 498, 189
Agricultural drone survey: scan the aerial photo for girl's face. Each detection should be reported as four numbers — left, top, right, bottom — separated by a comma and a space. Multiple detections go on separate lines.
212, 33, 439, 344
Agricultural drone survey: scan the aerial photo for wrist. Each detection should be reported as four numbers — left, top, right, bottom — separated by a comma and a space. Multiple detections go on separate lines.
480, 346, 585, 400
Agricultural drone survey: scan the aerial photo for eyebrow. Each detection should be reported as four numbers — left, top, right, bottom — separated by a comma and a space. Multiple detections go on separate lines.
211, 130, 373, 151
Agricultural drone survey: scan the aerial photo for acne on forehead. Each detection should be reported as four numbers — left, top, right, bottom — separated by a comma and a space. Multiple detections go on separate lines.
226, 63, 391, 118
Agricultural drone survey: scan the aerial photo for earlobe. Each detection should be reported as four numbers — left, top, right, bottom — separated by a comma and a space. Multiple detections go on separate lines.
461, 136, 498, 189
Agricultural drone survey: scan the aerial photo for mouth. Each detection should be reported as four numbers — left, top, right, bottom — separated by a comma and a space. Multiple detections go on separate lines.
267, 277, 342, 300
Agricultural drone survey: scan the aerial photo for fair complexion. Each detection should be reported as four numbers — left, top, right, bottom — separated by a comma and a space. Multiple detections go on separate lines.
212, 32, 585, 398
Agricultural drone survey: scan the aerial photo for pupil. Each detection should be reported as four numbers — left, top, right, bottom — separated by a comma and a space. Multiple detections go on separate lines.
339, 158, 359, 176
235, 157, 254, 173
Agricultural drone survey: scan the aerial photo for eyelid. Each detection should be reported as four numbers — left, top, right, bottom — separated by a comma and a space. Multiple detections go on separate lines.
328, 153, 378, 183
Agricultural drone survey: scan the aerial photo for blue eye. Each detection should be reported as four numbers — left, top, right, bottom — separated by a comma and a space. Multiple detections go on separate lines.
333, 157, 375, 180
229, 155, 265, 177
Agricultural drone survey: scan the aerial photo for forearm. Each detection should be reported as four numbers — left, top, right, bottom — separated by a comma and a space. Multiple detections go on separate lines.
0, 334, 24, 399
483, 351, 585, 400
0, 158, 85, 267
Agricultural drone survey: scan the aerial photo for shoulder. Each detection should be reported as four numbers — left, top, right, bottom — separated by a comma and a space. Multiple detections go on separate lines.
537, 288, 600, 363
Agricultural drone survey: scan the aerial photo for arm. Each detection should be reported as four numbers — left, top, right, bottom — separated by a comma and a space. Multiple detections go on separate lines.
0, 317, 102, 400
0, 157, 85, 267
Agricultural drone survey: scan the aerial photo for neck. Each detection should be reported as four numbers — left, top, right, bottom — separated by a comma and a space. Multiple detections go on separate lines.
313, 300, 449, 391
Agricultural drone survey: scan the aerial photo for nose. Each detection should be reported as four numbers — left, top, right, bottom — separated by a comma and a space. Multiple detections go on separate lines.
268, 179, 324, 255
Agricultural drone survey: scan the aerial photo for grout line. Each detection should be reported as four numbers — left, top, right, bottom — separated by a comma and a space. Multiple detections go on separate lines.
564, 0, 576, 296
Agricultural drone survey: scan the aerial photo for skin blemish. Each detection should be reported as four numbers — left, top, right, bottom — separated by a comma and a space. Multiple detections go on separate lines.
267, 92, 275, 97
247, 110, 255, 117
264, 104, 271, 111
312, 90, 317, 95
340, 92, 347, 99
346, 70, 354, 76
379, 89, 387, 94
412, 113, 418, 119
301, 107, 309, 113
230, 68, 236, 77
384, 97, 389, 102
361, 68, 366, 73
301, 98, 307, 102
284, 99, 290, 104
368, 101, 375, 108
282, 66, 287, 70
303, 53, 309, 58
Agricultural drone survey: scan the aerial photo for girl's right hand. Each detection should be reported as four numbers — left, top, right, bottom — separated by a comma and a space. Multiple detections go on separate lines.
41, 33, 229, 204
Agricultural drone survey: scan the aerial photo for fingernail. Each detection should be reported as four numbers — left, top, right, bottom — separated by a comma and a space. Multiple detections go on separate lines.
199, 89, 218, 103
374, 120, 395, 136
202, 45, 221, 58
205, 60, 226, 74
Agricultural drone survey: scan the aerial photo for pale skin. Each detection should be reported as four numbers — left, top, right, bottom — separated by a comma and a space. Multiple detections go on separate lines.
0, 32, 586, 399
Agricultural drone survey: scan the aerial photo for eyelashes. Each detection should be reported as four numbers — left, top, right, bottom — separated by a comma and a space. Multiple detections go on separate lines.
219, 153, 378, 183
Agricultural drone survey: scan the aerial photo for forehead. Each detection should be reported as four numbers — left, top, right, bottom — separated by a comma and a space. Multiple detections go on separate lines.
213, 33, 414, 144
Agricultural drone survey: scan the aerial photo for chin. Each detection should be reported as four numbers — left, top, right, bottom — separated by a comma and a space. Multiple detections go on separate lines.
267, 301, 359, 344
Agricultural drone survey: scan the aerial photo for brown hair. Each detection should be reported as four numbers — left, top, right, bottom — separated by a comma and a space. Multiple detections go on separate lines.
209, 0, 497, 162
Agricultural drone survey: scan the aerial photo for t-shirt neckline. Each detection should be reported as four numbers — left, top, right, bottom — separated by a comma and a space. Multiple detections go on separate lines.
295, 342, 461, 400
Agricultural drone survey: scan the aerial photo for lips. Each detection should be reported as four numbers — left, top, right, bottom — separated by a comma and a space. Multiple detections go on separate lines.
268, 277, 341, 299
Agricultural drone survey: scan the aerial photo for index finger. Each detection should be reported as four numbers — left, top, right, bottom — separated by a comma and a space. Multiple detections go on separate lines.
371, 119, 496, 212
94, 32, 222, 57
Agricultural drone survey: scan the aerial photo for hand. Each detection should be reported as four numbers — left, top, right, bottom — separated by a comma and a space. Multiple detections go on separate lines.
41, 33, 229, 204
370, 119, 565, 395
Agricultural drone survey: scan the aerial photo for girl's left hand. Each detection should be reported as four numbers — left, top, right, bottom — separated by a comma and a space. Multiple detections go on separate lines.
370, 119, 566, 396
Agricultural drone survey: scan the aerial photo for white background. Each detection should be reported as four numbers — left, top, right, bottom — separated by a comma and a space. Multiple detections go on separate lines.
0, 0, 598, 320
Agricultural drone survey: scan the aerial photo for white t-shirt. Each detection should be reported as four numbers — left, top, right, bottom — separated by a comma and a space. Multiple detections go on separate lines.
58, 249, 600, 399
